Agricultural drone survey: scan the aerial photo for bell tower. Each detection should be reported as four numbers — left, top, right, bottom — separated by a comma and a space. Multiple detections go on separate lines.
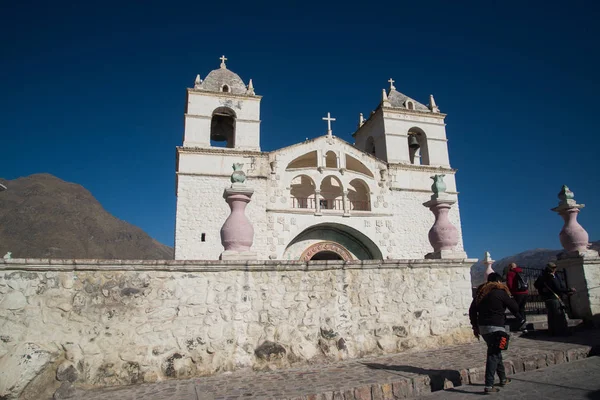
183, 56, 262, 151
353, 78, 450, 168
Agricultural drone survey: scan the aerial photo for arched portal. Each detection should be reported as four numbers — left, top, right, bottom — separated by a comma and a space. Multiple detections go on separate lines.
300, 241, 353, 261
284, 223, 383, 261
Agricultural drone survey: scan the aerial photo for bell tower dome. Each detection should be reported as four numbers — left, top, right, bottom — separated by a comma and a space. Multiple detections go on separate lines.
183, 56, 262, 151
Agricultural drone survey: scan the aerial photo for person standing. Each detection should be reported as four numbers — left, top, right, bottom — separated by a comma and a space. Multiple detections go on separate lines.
469, 273, 525, 394
535, 263, 575, 336
506, 263, 529, 322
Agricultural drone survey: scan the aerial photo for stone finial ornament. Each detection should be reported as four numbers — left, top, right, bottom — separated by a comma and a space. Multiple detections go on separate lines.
382, 89, 390, 107
230, 163, 246, 186
358, 113, 364, 127
429, 94, 440, 113
246, 79, 255, 95
551, 185, 596, 257
194, 74, 202, 87
3, 252, 12, 260
430, 174, 449, 200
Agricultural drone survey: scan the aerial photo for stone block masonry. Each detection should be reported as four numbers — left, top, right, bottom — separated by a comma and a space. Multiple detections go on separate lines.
0, 258, 474, 398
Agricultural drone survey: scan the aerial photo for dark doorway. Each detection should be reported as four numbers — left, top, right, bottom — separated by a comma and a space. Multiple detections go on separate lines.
310, 251, 343, 260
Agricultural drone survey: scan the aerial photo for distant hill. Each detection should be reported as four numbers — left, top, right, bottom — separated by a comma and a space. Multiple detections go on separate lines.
471, 241, 600, 286
0, 174, 173, 259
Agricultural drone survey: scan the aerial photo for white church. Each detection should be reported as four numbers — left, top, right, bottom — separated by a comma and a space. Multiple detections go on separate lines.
174, 56, 465, 261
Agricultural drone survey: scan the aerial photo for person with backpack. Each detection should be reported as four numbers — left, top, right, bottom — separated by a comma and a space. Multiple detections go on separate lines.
534, 263, 576, 336
469, 273, 525, 394
506, 263, 528, 322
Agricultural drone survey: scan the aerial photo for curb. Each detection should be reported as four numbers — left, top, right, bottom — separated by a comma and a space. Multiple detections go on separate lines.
293, 344, 596, 400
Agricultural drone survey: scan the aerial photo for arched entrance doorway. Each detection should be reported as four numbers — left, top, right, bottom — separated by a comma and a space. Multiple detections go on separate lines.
284, 223, 383, 261
299, 241, 353, 261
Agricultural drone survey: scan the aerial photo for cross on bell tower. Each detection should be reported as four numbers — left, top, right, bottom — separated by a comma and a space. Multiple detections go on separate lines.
219, 55, 227, 69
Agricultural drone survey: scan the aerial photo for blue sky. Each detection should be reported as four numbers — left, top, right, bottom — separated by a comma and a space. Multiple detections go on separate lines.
1, 1, 598, 259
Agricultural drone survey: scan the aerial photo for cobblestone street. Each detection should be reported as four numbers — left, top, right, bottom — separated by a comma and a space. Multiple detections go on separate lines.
71, 328, 600, 400
417, 356, 600, 399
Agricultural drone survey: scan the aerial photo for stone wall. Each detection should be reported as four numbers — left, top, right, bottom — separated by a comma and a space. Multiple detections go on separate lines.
0, 258, 474, 398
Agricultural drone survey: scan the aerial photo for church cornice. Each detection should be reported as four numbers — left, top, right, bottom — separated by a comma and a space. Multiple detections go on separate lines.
184, 114, 261, 124
177, 172, 268, 180
388, 163, 456, 174
381, 105, 447, 120
390, 186, 459, 195
187, 88, 262, 101
177, 146, 267, 157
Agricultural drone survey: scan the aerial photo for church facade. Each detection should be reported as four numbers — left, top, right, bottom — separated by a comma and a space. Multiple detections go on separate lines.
175, 57, 464, 261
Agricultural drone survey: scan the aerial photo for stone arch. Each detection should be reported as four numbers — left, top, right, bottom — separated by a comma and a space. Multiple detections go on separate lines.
407, 127, 430, 165
284, 223, 383, 260
325, 151, 338, 168
287, 151, 318, 169
289, 174, 316, 209
345, 154, 374, 178
365, 136, 376, 157
347, 178, 371, 211
319, 175, 343, 210
210, 107, 236, 148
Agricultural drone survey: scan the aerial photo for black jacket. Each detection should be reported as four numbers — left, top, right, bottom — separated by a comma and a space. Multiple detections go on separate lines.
536, 272, 569, 301
469, 285, 523, 328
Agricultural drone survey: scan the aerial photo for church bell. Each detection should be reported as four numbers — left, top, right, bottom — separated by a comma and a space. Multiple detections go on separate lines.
408, 134, 420, 150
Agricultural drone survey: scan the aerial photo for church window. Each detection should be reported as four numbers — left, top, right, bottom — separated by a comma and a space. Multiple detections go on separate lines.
365, 137, 376, 157
345, 155, 374, 178
210, 107, 236, 148
222, 84, 230, 93
287, 151, 318, 169
407, 128, 430, 165
320, 176, 343, 211
201, 233, 206, 242
290, 174, 316, 209
406, 101, 415, 110
325, 151, 337, 168
348, 179, 371, 211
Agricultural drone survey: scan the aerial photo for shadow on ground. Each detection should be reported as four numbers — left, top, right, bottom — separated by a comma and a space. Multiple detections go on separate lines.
362, 363, 463, 391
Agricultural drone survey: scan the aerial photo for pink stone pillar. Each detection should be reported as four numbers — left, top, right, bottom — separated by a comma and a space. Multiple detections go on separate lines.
422, 175, 466, 259
220, 163, 257, 261
220, 188, 254, 252
427, 201, 458, 251
483, 251, 495, 278
551, 185, 594, 257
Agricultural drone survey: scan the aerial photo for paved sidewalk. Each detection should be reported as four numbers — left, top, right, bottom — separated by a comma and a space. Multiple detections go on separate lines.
72, 329, 600, 400
416, 356, 600, 399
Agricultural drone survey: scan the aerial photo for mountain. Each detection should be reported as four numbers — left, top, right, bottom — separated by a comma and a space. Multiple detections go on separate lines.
470, 241, 600, 286
0, 174, 173, 259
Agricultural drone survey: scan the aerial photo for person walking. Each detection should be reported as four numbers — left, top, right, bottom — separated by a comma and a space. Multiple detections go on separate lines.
506, 263, 529, 322
535, 263, 575, 336
469, 273, 525, 394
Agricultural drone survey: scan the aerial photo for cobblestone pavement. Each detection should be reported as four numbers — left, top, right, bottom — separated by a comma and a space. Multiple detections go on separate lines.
72, 329, 600, 400
416, 356, 600, 399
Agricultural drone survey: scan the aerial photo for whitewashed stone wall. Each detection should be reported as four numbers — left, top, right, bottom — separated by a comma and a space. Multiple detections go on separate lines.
0, 258, 474, 398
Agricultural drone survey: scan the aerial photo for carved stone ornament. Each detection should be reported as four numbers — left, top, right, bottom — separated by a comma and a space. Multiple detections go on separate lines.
299, 241, 353, 261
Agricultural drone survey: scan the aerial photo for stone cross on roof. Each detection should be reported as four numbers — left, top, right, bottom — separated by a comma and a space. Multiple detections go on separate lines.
219, 55, 227, 69
388, 78, 396, 90
322, 112, 336, 137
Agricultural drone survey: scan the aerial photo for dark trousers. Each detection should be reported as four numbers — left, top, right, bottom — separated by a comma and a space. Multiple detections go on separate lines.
545, 299, 569, 336
482, 332, 506, 387
513, 293, 527, 320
